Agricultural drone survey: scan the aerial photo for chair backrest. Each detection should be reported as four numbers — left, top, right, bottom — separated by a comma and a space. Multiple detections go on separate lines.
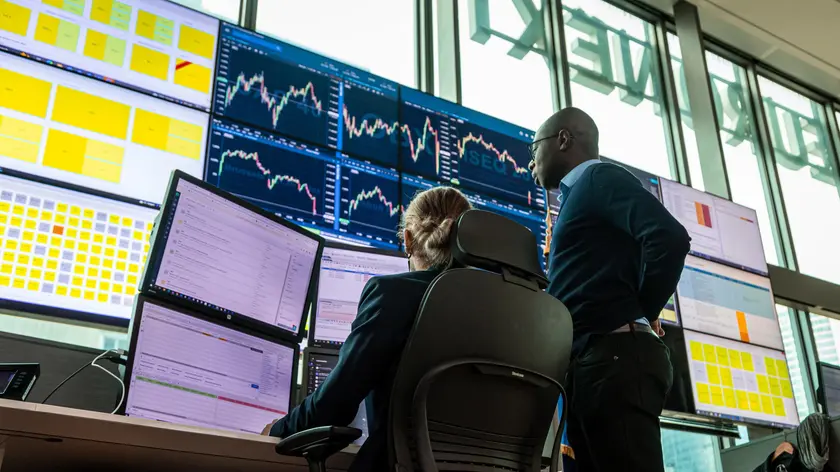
389, 210, 573, 472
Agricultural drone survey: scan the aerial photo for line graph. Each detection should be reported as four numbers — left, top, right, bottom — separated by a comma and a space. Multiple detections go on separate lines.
457, 132, 530, 177
207, 124, 333, 224
218, 149, 318, 215
399, 103, 446, 179
215, 45, 331, 148
339, 85, 399, 166
340, 166, 400, 246
348, 186, 399, 217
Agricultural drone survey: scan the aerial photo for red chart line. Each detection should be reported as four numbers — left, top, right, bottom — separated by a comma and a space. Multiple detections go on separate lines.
401, 116, 440, 175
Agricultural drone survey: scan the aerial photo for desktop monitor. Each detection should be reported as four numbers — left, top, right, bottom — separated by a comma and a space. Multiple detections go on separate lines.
399, 87, 543, 209
123, 296, 297, 434
0, 52, 207, 203
660, 178, 767, 275
304, 349, 368, 446
817, 362, 840, 417
206, 118, 401, 249
0, 0, 219, 111
677, 255, 782, 350
311, 243, 408, 347
141, 171, 323, 340
214, 24, 399, 167
0, 167, 158, 324
683, 329, 799, 429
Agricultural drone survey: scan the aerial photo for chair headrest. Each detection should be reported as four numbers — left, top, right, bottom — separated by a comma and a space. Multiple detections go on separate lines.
450, 209, 548, 288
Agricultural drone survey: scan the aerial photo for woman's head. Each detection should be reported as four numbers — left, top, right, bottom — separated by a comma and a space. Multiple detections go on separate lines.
400, 187, 471, 271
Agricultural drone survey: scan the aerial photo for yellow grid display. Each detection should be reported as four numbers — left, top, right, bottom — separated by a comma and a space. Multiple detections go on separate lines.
690, 339, 793, 418
0, 187, 152, 306
0, 0, 32, 36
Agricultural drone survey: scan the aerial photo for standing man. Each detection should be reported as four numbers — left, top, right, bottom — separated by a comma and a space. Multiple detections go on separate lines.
528, 107, 690, 472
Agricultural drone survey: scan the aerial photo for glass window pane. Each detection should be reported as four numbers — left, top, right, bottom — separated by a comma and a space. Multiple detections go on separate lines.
661, 428, 720, 472
809, 313, 840, 366
759, 77, 840, 283
665, 35, 702, 190
255, 1, 416, 86
457, 0, 553, 130
563, 0, 672, 177
171, 0, 240, 23
778, 305, 813, 421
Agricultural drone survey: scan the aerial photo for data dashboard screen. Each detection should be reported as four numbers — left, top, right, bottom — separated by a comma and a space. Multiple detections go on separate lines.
684, 330, 799, 429
125, 298, 296, 434
0, 52, 207, 203
214, 24, 399, 167
548, 157, 661, 214
399, 87, 542, 209
401, 173, 547, 268
0, 169, 157, 321
0, 0, 219, 110
305, 351, 368, 445
145, 176, 320, 337
660, 178, 767, 275
206, 118, 401, 249
313, 245, 407, 346
677, 255, 782, 350
660, 295, 679, 325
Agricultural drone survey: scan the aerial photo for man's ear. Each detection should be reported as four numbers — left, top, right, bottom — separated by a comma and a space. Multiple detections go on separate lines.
558, 129, 573, 151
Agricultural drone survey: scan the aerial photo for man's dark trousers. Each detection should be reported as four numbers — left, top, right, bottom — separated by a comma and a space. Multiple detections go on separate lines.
566, 331, 673, 472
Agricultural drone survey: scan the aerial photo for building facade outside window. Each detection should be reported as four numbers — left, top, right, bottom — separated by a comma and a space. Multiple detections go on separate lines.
563, 0, 672, 178
255, 0, 417, 86
778, 305, 814, 421
759, 77, 840, 284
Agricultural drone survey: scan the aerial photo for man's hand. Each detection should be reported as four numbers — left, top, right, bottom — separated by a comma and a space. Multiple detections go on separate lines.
651, 319, 665, 337
262, 418, 280, 436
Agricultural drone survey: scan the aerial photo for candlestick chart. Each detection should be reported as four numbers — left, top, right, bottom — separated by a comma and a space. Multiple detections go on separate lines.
207, 124, 334, 226
216, 45, 332, 147
340, 84, 399, 167
340, 166, 400, 246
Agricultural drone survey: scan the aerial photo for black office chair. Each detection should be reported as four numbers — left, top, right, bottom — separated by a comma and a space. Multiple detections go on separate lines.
276, 210, 573, 472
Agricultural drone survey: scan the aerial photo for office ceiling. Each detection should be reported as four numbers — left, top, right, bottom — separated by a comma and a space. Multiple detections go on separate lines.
637, 0, 840, 100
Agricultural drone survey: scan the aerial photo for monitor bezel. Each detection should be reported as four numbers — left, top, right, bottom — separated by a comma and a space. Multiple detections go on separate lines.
0, 167, 160, 327
121, 294, 301, 425
816, 361, 840, 417
139, 170, 324, 342
308, 241, 407, 348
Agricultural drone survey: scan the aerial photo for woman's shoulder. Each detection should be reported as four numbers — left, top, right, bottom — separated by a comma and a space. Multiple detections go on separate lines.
365, 269, 441, 293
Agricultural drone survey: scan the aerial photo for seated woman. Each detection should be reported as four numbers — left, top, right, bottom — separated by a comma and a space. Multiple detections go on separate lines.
263, 186, 472, 472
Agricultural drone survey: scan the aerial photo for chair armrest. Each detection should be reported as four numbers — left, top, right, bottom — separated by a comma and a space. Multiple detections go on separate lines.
275, 426, 362, 461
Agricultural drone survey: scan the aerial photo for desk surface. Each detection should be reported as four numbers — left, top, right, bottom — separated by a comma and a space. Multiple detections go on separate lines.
0, 399, 354, 471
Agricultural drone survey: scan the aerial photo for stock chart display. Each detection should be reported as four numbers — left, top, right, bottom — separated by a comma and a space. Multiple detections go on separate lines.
206, 118, 400, 249
214, 25, 399, 167
399, 88, 543, 209
401, 174, 547, 268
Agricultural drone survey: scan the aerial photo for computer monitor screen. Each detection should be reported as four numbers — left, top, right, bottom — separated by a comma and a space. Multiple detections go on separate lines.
660, 295, 679, 326
660, 178, 767, 275
818, 362, 840, 417
305, 351, 368, 445
684, 330, 799, 429
401, 173, 547, 268
214, 24, 399, 167
313, 245, 408, 346
399, 87, 543, 209
0, 52, 207, 203
124, 297, 296, 434
548, 157, 661, 214
0, 168, 157, 322
206, 118, 401, 249
677, 255, 781, 350
0, 0, 219, 110
143, 173, 321, 337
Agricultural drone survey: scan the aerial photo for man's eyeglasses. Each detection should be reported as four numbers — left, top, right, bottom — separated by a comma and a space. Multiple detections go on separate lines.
528, 136, 553, 159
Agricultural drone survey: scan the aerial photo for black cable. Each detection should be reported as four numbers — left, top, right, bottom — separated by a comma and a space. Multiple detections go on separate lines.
40, 350, 116, 406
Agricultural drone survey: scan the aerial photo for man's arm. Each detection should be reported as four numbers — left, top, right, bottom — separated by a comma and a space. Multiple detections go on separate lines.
590, 164, 691, 321
269, 278, 396, 437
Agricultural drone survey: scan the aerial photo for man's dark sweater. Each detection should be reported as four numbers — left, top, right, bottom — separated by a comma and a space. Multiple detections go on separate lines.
547, 162, 691, 355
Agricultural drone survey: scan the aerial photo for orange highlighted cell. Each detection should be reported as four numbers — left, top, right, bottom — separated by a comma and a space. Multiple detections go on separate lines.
52, 225, 64, 235
736, 311, 750, 343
